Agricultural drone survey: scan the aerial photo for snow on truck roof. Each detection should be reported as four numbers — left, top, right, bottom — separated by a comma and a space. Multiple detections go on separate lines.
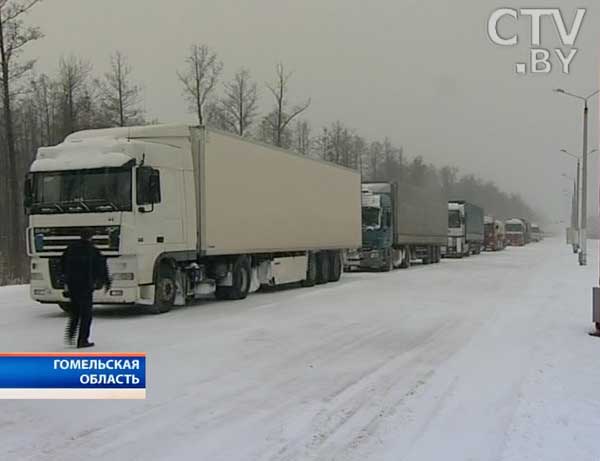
31, 124, 193, 172
65, 124, 193, 142
30, 138, 133, 172
506, 218, 524, 224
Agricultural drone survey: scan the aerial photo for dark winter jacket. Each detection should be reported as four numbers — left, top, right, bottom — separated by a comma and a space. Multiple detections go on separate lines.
60, 240, 111, 294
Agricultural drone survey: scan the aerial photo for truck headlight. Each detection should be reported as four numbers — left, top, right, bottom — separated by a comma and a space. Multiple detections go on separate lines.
30, 272, 43, 281
370, 251, 379, 259
106, 226, 121, 250
111, 273, 134, 281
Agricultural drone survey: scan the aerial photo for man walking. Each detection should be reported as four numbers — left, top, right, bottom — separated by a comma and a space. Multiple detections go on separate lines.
61, 228, 111, 348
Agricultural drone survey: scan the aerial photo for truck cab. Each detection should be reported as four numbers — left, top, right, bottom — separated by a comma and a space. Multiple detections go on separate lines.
345, 187, 394, 271
484, 216, 505, 251
531, 224, 542, 242
446, 202, 467, 256
445, 201, 484, 257
505, 218, 525, 246
25, 130, 191, 311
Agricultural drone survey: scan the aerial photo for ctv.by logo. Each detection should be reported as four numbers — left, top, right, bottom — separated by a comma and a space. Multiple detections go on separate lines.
487, 8, 586, 75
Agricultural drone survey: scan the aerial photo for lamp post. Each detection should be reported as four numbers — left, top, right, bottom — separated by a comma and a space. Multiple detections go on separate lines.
562, 172, 578, 252
560, 149, 581, 252
560, 148, 598, 254
555, 89, 599, 266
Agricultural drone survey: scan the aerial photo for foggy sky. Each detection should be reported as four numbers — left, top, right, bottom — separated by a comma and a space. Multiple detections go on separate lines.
23, 0, 600, 224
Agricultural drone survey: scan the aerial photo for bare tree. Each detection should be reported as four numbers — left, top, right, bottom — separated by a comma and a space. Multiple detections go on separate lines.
293, 119, 311, 155
177, 44, 222, 125
97, 51, 143, 127
58, 54, 92, 136
0, 0, 42, 280
219, 68, 258, 136
266, 63, 310, 147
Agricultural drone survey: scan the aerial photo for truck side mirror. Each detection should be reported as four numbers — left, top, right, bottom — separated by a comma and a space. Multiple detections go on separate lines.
136, 166, 161, 212
23, 175, 33, 211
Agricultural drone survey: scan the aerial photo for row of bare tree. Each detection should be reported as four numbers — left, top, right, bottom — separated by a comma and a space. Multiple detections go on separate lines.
0, 0, 538, 285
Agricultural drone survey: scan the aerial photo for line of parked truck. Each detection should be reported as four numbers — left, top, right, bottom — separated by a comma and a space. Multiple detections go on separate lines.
23, 124, 543, 314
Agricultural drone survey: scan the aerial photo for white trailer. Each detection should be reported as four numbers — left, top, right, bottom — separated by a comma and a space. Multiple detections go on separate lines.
25, 125, 362, 313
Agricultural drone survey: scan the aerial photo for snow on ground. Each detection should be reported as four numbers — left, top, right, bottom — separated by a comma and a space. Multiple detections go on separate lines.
1, 238, 599, 461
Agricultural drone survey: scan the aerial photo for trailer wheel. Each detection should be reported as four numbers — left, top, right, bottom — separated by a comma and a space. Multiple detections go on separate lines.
316, 252, 330, 284
58, 302, 73, 314
399, 246, 411, 269
151, 261, 177, 314
216, 256, 251, 300
228, 256, 251, 300
328, 251, 343, 282
301, 253, 317, 287
422, 246, 432, 265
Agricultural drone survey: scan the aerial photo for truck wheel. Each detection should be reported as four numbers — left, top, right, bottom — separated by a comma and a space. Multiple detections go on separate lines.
379, 251, 393, 272
215, 285, 231, 300
152, 261, 177, 314
328, 251, 343, 281
301, 253, 317, 287
316, 252, 330, 284
433, 247, 440, 263
399, 247, 411, 269
422, 246, 432, 265
228, 256, 251, 300
58, 302, 73, 314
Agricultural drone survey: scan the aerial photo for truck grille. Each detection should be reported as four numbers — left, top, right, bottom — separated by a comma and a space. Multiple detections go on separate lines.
48, 257, 65, 289
33, 226, 120, 254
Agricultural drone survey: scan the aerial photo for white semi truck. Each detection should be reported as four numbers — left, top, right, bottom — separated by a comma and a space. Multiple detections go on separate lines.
444, 201, 484, 257
25, 125, 362, 313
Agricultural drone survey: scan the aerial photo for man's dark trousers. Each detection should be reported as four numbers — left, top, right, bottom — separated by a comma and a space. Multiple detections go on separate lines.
68, 289, 93, 345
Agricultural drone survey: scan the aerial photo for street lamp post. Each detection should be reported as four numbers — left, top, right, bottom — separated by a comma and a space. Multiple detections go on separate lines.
555, 89, 600, 336
560, 150, 581, 251
562, 173, 578, 251
560, 148, 599, 255
555, 89, 599, 266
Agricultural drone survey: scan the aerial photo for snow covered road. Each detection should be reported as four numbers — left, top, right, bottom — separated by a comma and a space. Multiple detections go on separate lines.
1, 238, 599, 461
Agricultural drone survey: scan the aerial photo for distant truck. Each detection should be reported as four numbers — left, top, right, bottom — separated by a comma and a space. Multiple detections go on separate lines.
345, 182, 447, 271
521, 218, 532, 244
531, 223, 542, 242
25, 125, 362, 314
444, 201, 484, 257
484, 216, 505, 251
505, 218, 526, 246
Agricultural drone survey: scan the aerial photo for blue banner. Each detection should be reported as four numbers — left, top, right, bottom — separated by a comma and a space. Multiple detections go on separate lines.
0, 354, 146, 389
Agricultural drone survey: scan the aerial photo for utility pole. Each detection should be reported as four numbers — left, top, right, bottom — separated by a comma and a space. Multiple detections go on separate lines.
555, 89, 599, 266
581, 100, 589, 266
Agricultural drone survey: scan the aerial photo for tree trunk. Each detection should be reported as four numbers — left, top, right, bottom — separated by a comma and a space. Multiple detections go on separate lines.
0, 14, 22, 280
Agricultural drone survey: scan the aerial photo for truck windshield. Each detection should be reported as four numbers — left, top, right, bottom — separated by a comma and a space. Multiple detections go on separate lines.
362, 207, 381, 229
448, 210, 461, 228
484, 223, 494, 234
506, 224, 523, 232
31, 167, 132, 214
